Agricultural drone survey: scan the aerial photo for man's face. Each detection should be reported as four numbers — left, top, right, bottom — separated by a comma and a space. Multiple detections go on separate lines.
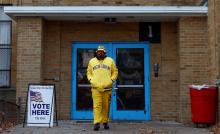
96, 50, 105, 60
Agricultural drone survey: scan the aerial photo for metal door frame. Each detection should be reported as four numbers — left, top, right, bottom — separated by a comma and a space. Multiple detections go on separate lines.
71, 42, 150, 120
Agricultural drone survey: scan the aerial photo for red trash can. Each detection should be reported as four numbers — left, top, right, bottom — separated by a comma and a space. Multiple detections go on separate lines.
189, 85, 218, 124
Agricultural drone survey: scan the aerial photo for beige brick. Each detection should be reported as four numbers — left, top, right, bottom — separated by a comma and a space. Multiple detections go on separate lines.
178, 17, 209, 123
0, 0, 17, 5
16, 17, 44, 119
208, 0, 220, 122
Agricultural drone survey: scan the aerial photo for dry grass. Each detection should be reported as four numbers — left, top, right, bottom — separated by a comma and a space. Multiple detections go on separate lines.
0, 112, 17, 132
210, 124, 220, 134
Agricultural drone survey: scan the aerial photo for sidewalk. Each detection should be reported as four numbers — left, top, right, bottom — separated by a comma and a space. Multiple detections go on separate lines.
1, 120, 213, 134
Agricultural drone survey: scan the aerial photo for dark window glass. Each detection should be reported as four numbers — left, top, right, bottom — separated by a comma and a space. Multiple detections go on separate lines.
76, 49, 96, 110
76, 87, 93, 110
117, 88, 145, 110
139, 22, 161, 43
0, 21, 11, 87
116, 48, 145, 110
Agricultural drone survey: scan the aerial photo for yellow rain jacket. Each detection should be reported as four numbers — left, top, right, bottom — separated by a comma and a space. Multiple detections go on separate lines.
87, 57, 118, 92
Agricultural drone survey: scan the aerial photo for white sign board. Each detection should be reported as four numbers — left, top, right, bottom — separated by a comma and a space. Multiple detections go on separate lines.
27, 85, 54, 127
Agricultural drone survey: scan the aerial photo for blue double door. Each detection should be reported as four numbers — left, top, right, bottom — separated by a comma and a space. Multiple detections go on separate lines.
72, 42, 150, 121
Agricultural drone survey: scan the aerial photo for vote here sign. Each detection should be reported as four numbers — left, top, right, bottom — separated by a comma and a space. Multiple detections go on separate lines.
27, 84, 54, 127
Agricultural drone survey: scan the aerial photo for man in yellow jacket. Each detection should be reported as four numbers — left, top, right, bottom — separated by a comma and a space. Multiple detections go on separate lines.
87, 45, 118, 131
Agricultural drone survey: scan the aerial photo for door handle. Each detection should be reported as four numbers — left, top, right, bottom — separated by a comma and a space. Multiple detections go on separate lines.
113, 87, 118, 96
113, 87, 118, 94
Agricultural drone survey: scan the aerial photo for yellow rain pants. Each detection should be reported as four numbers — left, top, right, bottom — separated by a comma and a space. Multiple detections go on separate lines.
92, 88, 112, 124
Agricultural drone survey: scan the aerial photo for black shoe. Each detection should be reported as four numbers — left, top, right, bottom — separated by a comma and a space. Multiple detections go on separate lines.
93, 123, 100, 131
103, 123, 109, 130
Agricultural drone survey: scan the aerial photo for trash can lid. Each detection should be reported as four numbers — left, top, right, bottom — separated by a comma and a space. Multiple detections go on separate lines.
189, 85, 217, 90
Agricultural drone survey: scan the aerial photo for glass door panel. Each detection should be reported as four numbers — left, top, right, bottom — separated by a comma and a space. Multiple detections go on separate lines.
112, 43, 150, 120
72, 43, 111, 119
116, 48, 145, 110
76, 49, 95, 111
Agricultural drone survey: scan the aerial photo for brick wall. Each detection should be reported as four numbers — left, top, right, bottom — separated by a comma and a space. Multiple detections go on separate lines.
43, 21, 179, 120
208, 0, 220, 121
18, 0, 202, 6
16, 17, 44, 117
0, 0, 17, 5
19, 0, 53, 6
43, 21, 61, 118
209, 0, 220, 82
178, 17, 209, 123
209, 0, 217, 83
150, 22, 179, 121
11, 20, 17, 88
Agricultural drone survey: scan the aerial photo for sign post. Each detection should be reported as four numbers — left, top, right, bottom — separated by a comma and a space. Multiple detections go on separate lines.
23, 84, 58, 127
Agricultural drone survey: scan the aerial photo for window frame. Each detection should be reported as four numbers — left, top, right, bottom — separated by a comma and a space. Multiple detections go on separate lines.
0, 20, 12, 88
